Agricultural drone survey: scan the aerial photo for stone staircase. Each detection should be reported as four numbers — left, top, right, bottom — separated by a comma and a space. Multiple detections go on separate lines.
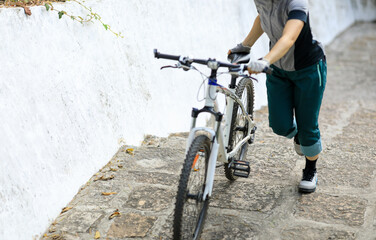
42, 23, 376, 240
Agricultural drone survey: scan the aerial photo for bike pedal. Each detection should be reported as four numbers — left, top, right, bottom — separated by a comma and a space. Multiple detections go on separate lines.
230, 160, 250, 178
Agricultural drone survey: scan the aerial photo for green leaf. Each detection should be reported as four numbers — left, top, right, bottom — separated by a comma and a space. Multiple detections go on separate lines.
58, 11, 64, 19
45, 3, 50, 11
103, 24, 108, 30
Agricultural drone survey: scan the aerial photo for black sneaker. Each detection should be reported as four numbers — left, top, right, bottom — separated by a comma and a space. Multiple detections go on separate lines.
299, 168, 317, 193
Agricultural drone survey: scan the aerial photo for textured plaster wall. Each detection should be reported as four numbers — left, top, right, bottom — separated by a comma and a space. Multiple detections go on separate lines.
309, 0, 376, 45
0, 0, 375, 239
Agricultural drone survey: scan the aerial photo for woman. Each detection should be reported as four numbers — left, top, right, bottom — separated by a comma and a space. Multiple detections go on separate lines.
229, 0, 326, 193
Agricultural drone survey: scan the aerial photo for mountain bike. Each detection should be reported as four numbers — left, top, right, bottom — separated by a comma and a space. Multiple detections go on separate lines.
154, 49, 271, 240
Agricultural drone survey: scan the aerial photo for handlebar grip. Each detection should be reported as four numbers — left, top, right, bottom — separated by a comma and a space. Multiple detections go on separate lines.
242, 65, 273, 75
154, 49, 180, 61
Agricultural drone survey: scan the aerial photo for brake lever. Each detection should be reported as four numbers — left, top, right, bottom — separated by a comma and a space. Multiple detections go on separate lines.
160, 65, 178, 70
241, 75, 258, 82
160, 62, 192, 71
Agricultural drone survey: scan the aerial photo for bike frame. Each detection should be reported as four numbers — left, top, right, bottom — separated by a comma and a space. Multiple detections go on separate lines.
185, 69, 256, 201
154, 49, 271, 239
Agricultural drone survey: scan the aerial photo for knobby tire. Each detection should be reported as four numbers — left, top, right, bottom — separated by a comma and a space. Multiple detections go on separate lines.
173, 135, 211, 240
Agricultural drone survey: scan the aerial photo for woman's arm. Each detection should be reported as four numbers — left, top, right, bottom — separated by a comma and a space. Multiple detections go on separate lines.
242, 15, 264, 47
247, 19, 304, 74
263, 19, 304, 64
228, 15, 264, 62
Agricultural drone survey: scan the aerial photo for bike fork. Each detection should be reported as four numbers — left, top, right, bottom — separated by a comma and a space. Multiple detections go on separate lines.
203, 140, 218, 201
186, 106, 224, 201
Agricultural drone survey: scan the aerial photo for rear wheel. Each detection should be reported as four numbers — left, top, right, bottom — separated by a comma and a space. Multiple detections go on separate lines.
173, 135, 211, 240
224, 78, 255, 181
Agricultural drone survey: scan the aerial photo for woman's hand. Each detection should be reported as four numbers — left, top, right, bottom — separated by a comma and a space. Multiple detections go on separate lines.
228, 43, 251, 63
247, 58, 270, 74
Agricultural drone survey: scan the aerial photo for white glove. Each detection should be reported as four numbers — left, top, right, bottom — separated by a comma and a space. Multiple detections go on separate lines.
247, 58, 270, 73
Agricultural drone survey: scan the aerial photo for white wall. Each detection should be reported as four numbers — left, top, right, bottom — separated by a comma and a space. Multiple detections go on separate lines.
0, 0, 375, 239
309, 0, 376, 45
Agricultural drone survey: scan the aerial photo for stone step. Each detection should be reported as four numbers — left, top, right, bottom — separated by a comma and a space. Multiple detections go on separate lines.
42, 22, 376, 240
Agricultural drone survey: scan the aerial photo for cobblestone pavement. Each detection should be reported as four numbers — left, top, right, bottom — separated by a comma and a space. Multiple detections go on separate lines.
42, 23, 376, 240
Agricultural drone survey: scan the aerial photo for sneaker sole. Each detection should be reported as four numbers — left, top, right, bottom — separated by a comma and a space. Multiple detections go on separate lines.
299, 187, 316, 193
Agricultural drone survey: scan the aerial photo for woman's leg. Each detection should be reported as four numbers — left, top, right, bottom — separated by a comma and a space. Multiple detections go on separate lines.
266, 67, 296, 139
292, 59, 327, 192
306, 155, 319, 161
293, 59, 327, 158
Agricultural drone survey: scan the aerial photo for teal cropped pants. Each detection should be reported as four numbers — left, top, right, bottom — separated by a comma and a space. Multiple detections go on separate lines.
266, 59, 327, 157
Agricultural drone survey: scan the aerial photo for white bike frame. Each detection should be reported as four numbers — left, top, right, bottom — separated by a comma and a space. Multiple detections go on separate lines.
185, 77, 256, 201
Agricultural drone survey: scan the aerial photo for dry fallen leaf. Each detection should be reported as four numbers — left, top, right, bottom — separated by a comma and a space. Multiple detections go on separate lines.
61, 207, 73, 213
48, 234, 62, 240
109, 211, 121, 220
94, 231, 100, 239
101, 192, 117, 196
94, 175, 114, 181
126, 148, 134, 155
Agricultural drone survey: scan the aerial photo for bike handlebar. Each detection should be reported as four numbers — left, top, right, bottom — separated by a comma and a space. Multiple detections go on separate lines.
154, 49, 237, 68
154, 49, 273, 74
153, 50, 180, 61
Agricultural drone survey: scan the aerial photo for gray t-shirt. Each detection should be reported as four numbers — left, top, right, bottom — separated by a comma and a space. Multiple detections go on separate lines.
254, 0, 324, 71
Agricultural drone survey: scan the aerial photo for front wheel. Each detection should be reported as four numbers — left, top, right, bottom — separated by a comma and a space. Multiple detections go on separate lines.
173, 135, 211, 240
224, 77, 255, 181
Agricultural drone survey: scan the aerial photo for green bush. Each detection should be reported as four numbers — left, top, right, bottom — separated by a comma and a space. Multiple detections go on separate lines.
1, 0, 123, 38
